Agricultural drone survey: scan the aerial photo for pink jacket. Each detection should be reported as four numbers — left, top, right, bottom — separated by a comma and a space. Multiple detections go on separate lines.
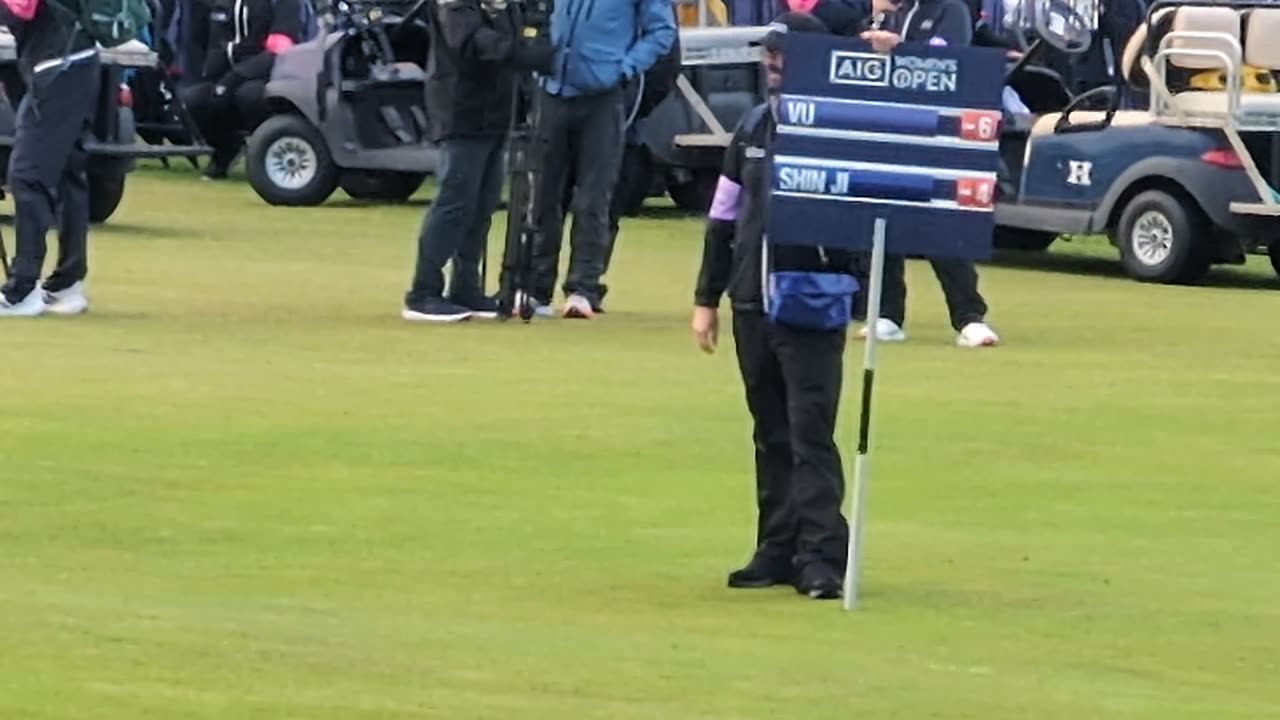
2, 0, 38, 20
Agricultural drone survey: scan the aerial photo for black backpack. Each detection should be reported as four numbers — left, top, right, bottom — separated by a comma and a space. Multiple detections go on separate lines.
634, 31, 681, 121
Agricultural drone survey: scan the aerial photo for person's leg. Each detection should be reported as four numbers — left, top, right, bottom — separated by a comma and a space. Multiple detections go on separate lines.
561, 87, 625, 314
179, 82, 239, 178
929, 256, 1000, 346
730, 311, 798, 586
853, 251, 908, 340
447, 135, 508, 311
43, 64, 102, 314
2, 60, 100, 314
402, 138, 494, 321
928, 256, 988, 330
527, 90, 573, 305
231, 79, 269, 134
772, 323, 849, 599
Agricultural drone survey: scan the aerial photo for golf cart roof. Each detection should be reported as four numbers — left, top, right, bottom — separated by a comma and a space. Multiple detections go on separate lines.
0, 29, 158, 68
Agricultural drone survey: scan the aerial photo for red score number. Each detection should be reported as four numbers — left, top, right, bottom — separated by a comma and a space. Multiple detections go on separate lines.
959, 110, 1001, 142
955, 178, 996, 209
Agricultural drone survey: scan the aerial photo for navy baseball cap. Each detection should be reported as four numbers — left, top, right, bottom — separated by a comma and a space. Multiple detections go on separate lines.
752, 11, 830, 51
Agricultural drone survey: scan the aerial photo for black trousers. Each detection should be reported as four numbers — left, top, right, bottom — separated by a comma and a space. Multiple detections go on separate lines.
179, 79, 268, 168
854, 255, 988, 331
732, 311, 849, 573
529, 86, 625, 307
2, 57, 101, 302
559, 143, 647, 307
405, 136, 506, 304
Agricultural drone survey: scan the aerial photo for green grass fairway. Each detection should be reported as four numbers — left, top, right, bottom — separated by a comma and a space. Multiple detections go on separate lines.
2, 168, 1279, 719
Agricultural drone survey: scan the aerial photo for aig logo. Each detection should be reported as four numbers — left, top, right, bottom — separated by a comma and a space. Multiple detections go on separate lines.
829, 51, 890, 87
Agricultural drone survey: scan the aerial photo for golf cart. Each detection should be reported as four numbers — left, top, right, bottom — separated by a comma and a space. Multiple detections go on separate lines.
993, 0, 1280, 283
0, 30, 210, 224
245, 0, 436, 206
632, 24, 768, 212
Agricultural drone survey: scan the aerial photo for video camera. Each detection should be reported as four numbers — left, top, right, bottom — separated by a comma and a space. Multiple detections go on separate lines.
495, 0, 555, 322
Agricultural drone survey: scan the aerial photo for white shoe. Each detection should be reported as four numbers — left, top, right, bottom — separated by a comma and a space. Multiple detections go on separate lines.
513, 291, 555, 318
561, 293, 595, 319
0, 287, 46, 317
956, 322, 1000, 348
43, 281, 89, 316
858, 318, 906, 342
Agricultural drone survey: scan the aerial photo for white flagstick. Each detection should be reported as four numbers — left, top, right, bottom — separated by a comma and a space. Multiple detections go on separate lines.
844, 217, 887, 611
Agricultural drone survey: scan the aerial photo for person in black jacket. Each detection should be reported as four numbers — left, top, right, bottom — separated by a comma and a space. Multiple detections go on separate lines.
693, 11, 857, 601
854, 0, 1002, 348
0, 0, 100, 317
400, 0, 553, 322
179, 0, 307, 179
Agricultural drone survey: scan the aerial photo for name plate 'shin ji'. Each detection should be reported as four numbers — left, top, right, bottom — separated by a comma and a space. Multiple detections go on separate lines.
773, 156, 996, 211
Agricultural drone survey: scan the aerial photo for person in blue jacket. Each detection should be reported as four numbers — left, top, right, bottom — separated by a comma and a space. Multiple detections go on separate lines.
524, 0, 676, 319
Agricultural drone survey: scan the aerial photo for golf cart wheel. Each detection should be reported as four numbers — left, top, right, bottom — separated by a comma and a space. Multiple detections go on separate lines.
246, 114, 338, 207
339, 170, 426, 203
994, 228, 1058, 251
1269, 240, 1280, 278
668, 170, 718, 213
88, 169, 126, 224
1116, 189, 1211, 284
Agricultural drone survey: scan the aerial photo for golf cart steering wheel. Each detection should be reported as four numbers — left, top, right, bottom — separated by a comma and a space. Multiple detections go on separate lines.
1012, 0, 1094, 55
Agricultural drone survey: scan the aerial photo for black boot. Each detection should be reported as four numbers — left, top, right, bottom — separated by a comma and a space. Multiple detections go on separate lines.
727, 552, 793, 589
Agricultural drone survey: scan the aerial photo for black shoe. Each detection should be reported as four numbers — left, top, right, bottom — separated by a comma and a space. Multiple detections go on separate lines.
727, 554, 792, 589
401, 297, 473, 323
448, 293, 499, 319
794, 563, 842, 600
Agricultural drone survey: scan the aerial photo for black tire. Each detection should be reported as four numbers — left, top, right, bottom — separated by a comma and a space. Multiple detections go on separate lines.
1269, 240, 1280, 278
246, 114, 338, 207
994, 227, 1058, 251
88, 170, 126, 224
339, 170, 426, 202
1116, 189, 1211, 284
616, 145, 654, 217
668, 170, 718, 213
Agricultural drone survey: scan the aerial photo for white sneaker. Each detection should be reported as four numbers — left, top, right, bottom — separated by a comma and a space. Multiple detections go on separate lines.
561, 293, 595, 319
0, 287, 47, 317
513, 291, 555, 318
956, 322, 1000, 348
43, 281, 89, 316
857, 318, 906, 342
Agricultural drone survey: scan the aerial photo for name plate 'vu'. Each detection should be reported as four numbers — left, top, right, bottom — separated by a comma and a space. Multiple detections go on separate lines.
766, 34, 1008, 260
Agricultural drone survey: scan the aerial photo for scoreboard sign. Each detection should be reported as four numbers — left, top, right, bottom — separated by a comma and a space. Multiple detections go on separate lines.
767, 34, 1008, 260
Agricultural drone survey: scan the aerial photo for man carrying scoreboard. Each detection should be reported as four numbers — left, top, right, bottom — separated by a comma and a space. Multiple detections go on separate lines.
852, 0, 1003, 348
691, 11, 857, 601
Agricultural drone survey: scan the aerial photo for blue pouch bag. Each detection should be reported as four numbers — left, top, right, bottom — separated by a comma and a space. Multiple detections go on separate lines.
766, 270, 860, 331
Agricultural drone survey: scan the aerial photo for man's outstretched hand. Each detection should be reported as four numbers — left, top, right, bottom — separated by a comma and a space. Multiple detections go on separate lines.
692, 306, 719, 354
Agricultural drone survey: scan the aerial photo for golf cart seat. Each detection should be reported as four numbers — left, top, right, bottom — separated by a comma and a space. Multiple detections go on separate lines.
1123, 5, 1280, 123
1029, 109, 1153, 135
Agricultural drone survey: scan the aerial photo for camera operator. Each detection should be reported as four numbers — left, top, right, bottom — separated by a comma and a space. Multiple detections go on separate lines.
552, 34, 681, 316
400, 0, 555, 322
179, 0, 309, 179
0, 0, 100, 317
524, 0, 676, 319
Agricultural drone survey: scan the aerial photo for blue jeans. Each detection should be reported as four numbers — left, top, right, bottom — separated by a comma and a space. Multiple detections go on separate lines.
405, 136, 507, 304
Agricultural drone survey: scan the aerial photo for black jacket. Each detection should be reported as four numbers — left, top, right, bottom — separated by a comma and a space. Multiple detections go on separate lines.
695, 103, 857, 313
198, 0, 302, 86
0, 0, 95, 81
425, 0, 525, 142
876, 0, 973, 45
